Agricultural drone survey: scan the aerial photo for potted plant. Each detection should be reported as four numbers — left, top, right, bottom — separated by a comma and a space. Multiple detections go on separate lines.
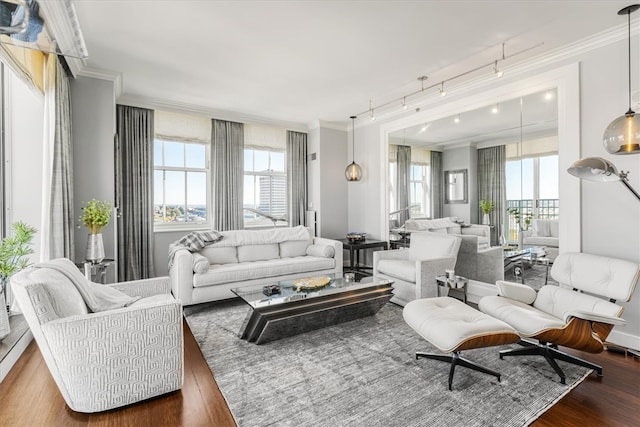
507, 208, 532, 248
0, 221, 37, 340
479, 200, 494, 225
79, 199, 112, 263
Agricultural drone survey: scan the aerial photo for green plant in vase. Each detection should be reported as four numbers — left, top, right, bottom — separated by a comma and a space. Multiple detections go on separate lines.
0, 221, 36, 332
479, 200, 494, 225
79, 199, 112, 263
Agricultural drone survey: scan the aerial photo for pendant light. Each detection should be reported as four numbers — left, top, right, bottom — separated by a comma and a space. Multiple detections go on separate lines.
345, 116, 363, 181
603, 4, 640, 155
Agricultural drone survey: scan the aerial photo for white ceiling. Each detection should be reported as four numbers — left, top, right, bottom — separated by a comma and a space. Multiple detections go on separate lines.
71, 0, 636, 127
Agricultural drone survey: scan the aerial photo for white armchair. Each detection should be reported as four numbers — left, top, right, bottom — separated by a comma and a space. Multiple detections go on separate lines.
11, 258, 184, 413
479, 252, 639, 384
373, 233, 462, 306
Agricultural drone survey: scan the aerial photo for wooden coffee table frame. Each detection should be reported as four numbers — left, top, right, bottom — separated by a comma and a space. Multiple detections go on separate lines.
235, 280, 393, 344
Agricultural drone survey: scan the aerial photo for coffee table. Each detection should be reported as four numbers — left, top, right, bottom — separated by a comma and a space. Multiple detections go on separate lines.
231, 275, 393, 344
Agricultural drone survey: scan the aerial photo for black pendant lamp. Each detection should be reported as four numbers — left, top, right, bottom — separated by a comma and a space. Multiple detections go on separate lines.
603, 4, 640, 154
345, 116, 363, 181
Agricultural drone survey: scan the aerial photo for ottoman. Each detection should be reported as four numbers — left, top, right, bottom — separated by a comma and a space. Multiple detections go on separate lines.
403, 297, 520, 390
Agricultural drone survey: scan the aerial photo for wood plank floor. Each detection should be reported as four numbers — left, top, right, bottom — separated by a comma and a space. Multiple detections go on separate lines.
0, 320, 638, 426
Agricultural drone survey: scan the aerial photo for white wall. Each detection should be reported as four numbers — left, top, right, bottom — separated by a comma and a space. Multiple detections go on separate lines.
70, 77, 116, 282
349, 35, 640, 348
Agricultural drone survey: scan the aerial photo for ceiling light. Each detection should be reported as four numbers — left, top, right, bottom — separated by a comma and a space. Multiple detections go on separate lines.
544, 92, 554, 101
494, 60, 504, 78
454, 115, 460, 124
491, 104, 499, 114
402, 96, 408, 110
369, 100, 376, 121
439, 82, 446, 97
603, 4, 640, 155
345, 116, 363, 182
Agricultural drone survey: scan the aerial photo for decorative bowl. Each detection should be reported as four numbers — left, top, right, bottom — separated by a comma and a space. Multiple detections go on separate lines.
346, 232, 366, 243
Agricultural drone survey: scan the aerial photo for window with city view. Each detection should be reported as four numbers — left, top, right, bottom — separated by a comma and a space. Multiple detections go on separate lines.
154, 139, 208, 225
244, 147, 287, 227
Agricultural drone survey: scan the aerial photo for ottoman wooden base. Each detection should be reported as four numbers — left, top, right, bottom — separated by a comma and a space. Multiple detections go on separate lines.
403, 297, 520, 390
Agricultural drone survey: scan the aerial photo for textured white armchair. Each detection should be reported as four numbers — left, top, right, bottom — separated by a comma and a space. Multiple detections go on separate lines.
11, 258, 184, 413
373, 233, 461, 306
479, 252, 639, 384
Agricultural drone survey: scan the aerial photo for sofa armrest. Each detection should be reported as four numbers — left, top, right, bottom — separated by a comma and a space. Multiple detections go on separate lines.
169, 246, 195, 305
108, 276, 171, 298
564, 310, 626, 326
461, 224, 489, 238
496, 280, 537, 305
313, 237, 343, 274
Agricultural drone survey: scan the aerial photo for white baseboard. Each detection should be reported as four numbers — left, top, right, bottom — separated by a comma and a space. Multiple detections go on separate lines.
607, 329, 640, 352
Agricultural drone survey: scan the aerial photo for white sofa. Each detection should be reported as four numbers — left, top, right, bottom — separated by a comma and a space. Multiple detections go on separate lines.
169, 226, 343, 305
523, 219, 559, 260
403, 217, 490, 249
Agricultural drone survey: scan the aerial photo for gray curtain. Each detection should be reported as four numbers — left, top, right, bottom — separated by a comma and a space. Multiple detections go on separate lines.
286, 130, 307, 227
395, 145, 411, 224
49, 60, 74, 259
430, 151, 443, 218
115, 105, 155, 281
212, 119, 244, 231
478, 145, 506, 240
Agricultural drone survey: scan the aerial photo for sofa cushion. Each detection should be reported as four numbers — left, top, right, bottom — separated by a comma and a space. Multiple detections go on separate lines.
429, 228, 448, 234
193, 256, 335, 287
24, 283, 60, 324
532, 219, 550, 237
238, 244, 280, 262
280, 239, 312, 258
523, 236, 558, 247
446, 225, 462, 235
376, 259, 416, 283
549, 220, 559, 238
306, 244, 335, 258
192, 253, 210, 274
200, 246, 238, 264
13, 268, 87, 317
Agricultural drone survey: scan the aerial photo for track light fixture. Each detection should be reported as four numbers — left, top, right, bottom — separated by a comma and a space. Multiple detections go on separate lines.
352, 41, 541, 120
439, 82, 446, 97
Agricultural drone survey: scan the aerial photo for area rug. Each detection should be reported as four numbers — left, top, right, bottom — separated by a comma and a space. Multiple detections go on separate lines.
184, 300, 590, 427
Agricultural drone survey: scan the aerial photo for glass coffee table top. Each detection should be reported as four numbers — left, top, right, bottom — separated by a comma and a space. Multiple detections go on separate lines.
231, 274, 392, 309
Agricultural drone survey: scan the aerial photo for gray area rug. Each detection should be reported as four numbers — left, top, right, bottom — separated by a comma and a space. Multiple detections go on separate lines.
184, 300, 589, 427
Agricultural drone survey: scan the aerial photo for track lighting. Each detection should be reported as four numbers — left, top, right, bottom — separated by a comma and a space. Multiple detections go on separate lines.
402, 96, 408, 110
491, 103, 499, 114
439, 82, 446, 97
369, 100, 376, 121
454, 115, 460, 124
494, 60, 504, 78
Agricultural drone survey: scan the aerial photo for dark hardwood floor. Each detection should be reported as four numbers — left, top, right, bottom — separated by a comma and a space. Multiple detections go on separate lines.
0, 320, 638, 426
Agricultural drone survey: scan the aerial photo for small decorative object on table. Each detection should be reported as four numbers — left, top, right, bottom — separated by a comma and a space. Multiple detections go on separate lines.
263, 284, 281, 296
479, 199, 494, 225
346, 232, 366, 243
344, 272, 355, 282
0, 221, 37, 341
292, 276, 332, 292
79, 199, 112, 263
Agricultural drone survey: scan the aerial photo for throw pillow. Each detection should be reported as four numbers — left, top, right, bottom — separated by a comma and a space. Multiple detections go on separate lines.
306, 244, 335, 258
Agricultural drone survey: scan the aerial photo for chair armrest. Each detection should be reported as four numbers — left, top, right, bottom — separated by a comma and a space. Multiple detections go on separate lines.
313, 237, 343, 272
169, 247, 195, 304
416, 257, 457, 299
373, 249, 408, 275
40, 300, 184, 412
496, 280, 537, 305
564, 310, 626, 326
108, 276, 171, 298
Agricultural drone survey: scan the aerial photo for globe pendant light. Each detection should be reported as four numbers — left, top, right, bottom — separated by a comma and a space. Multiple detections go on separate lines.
345, 115, 362, 181
603, 4, 640, 155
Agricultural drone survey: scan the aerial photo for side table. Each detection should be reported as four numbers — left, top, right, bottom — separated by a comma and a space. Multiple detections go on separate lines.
435, 275, 468, 303
338, 238, 388, 276
76, 259, 115, 284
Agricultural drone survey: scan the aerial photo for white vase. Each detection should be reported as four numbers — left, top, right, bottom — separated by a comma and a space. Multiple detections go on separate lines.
86, 233, 105, 263
482, 213, 490, 225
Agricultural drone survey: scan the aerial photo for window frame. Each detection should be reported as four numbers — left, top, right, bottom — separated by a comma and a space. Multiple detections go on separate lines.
153, 138, 210, 232
243, 146, 288, 228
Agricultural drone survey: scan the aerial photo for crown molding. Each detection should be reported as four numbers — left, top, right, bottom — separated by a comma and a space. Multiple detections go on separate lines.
117, 94, 308, 132
37, 0, 88, 77
77, 67, 123, 98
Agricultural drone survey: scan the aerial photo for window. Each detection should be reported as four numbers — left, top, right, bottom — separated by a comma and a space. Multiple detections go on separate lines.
506, 154, 559, 241
154, 139, 208, 226
243, 147, 287, 227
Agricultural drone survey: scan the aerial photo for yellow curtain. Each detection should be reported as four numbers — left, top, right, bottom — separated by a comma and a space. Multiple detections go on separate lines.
0, 35, 45, 92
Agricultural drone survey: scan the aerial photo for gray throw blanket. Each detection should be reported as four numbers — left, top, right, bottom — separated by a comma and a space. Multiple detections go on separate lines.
167, 230, 223, 268
35, 259, 140, 312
